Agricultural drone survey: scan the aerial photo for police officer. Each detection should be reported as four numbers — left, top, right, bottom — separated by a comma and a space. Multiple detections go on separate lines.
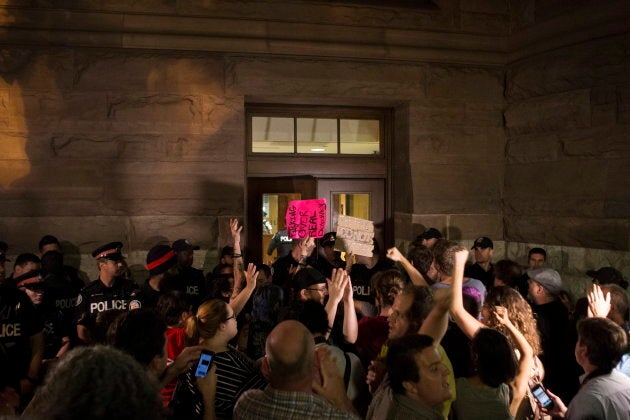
129, 244, 178, 310
163, 239, 207, 311
75, 242, 137, 344
0, 278, 44, 404
14, 269, 71, 363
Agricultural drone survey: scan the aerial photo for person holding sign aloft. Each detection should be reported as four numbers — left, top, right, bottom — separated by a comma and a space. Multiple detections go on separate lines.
271, 237, 317, 302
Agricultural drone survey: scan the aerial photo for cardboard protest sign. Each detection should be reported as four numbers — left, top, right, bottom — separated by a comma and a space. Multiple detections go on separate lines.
335, 215, 374, 257
286, 199, 327, 239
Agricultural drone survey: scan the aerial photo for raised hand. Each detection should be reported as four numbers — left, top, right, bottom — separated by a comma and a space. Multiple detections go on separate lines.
230, 218, 243, 244
587, 283, 611, 318
386, 246, 404, 262
493, 305, 512, 326
328, 268, 349, 306
454, 248, 469, 268
300, 237, 316, 258
312, 346, 353, 412
244, 262, 259, 289
366, 359, 387, 394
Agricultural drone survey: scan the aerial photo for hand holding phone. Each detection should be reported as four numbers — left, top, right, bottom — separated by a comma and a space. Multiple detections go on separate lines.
195, 350, 214, 378
531, 383, 554, 409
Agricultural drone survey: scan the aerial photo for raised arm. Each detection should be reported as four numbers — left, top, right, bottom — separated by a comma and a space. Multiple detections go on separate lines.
341, 272, 358, 344
229, 263, 258, 316
495, 306, 533, 416
386, 247, 428, 287
449, 248, 484, 339
230, 218, 245, 291
312, 346, 358, 415
295, 237, 315, 274
324, 268, 347, 341
419, 287, 451, 344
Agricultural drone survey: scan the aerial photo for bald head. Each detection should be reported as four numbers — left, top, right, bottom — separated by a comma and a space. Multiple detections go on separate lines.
266, 320, 314, 387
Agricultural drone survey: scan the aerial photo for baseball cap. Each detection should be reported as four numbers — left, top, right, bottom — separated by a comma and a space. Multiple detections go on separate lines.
172, 239, 200, 252
221, 246, 234, 258
586, 267, 626, 286
419, 228, 442, 240
92, 242, 124, 261
146, 245, 177, 276
293, 268, 326, 291
527, 268, 563, 295
472, 237, 493, 249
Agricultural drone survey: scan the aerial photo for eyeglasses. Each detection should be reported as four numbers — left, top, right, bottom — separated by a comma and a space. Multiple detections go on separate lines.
307, 287, 328, 293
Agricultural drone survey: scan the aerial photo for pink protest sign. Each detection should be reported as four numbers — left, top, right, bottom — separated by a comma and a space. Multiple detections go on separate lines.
285, 199, 327, 239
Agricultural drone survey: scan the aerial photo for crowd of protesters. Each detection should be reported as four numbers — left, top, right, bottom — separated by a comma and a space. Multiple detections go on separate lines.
0, 222, 628, 419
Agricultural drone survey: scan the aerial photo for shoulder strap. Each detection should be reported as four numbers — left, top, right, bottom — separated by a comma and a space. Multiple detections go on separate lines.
343, 352, 351, 389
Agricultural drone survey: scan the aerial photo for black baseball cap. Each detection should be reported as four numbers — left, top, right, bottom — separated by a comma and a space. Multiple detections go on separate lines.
587, 267, 627, 288
293, 268, 326, 291
472, 237, 493, 249
172, 239, 200, 252
419, 228, 442, 240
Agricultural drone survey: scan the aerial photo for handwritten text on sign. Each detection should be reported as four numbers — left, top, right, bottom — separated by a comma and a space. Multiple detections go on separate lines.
286, 199, 327, 239
335, 215, 374, 257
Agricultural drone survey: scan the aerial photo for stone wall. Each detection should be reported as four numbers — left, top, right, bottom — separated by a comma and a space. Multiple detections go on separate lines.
504, 32, 630, 253
0, 47, 505, 280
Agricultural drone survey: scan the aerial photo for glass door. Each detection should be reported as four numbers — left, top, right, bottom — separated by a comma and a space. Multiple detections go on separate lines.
316, 179, 385, 254
247, 176, 317, 265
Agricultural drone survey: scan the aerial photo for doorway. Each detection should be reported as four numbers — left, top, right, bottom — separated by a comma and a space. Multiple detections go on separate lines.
246, 177, 386, 265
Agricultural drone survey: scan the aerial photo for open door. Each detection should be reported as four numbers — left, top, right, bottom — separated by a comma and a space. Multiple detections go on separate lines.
247, 176, 388, 265
246, 176, 317, 266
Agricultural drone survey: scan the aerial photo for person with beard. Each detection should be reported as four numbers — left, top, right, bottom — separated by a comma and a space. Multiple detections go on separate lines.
165, 239, 207, 311
74, 242, 138, 344
129, 245, 178, 310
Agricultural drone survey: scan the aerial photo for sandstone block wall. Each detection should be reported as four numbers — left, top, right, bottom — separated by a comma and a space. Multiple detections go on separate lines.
504, 32, 630, 252
0, 48, 505, 280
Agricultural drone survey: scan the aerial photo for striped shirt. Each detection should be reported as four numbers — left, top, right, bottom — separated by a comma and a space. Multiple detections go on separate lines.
170, 346, 267, 419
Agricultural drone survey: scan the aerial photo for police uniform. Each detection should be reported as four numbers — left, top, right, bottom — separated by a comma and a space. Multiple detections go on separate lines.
164, 266, 207, 310
44, 272, 80, 324
74, 242, 137, 328
166, 240, 207, 310
129, 243, 179, 310
0, 285, 43, 390
75, 278, 137, 323
129, 280, 163, 309
15, 270, 71, 360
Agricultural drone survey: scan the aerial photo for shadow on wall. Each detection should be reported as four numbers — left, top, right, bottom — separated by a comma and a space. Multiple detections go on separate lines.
0, 21, 245, 274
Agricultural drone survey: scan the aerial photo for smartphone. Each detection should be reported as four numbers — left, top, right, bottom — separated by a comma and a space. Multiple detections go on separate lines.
531, 383, 554, 409
194, 350, 214, 378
